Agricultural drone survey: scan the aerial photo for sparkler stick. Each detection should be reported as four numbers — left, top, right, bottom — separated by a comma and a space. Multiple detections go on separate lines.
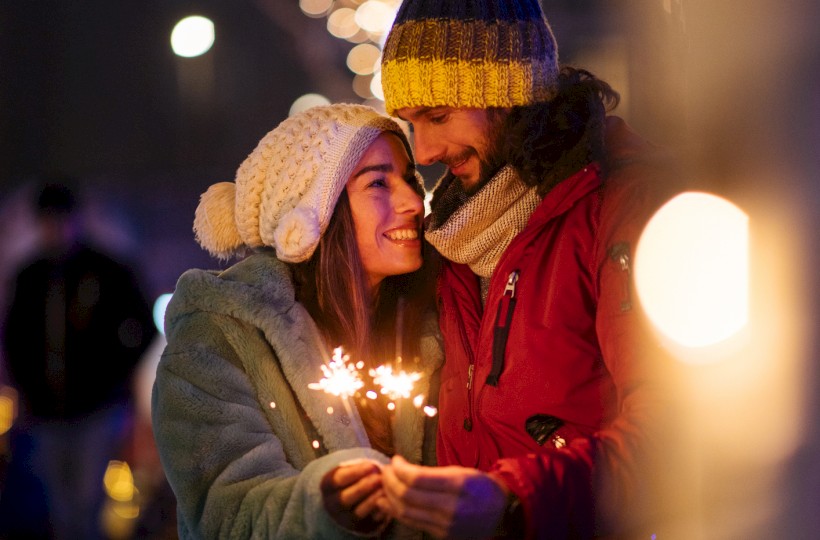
392, 296, 407, 418
370, 297, 427, 420
395, 296, 405, 369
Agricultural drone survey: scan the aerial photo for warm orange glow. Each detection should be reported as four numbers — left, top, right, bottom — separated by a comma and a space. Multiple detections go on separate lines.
635, 192, 749, 353
0, 386, 17, 436
103, 460, 136, 503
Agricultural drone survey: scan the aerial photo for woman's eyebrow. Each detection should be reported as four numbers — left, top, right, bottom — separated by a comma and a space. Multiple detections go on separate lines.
352, 163, 393, 179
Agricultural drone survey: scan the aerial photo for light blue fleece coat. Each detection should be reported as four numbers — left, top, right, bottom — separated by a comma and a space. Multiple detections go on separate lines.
151, 251, 442, 539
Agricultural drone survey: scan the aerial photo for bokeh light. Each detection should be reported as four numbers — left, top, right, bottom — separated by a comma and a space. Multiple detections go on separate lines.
327, 8, 359, 40
300, 0, 401, 101
369, 70, 384, 101
352, 74, 375, 99
355, 1, 396, 35
152, 293, 173, 335
103, 460, 137, 503
346, 43, 381, 75
170, 16, 215, 58
0, 386, 17, 436
289, 93, 331, 116
299, 0, 333, 18
635, 192, 749, 352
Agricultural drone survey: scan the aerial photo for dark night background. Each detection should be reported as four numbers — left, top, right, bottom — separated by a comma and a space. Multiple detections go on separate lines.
1, 0, 359, 296
1, 0, 688, 299
0, 0, 818, 537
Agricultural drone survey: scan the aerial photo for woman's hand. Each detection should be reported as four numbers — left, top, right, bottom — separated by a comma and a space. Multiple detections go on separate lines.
321, 459, 390, 534
377, 455, 509, 539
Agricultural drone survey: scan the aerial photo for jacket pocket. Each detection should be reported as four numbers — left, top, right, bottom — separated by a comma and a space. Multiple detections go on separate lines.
606, 242, 633, 312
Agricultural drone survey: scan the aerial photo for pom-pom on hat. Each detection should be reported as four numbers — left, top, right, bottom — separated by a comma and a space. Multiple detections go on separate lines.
380, 0, 560, 116
194, 103, 411, 262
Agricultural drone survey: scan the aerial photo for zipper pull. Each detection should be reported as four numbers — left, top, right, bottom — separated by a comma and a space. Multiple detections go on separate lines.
504, 271, 519, 298
466, 364, 474, 390
486, 270, 520, 387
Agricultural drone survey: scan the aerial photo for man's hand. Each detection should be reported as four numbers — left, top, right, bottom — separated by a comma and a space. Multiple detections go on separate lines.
378, 455, 510, 539
321, 460, 389, 534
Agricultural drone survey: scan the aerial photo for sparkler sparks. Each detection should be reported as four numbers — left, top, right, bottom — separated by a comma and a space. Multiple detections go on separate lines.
308, 347, 364, 398
307, 345, 435, 449
369, 364, 422, 401
308, 346, 369, 447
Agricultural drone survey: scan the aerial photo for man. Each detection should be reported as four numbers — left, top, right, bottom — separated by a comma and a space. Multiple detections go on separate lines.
376, 1, 681, 538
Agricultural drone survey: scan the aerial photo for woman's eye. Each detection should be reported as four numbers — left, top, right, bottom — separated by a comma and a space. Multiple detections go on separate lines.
367, 177, 387, 188
430, 115, 447, 124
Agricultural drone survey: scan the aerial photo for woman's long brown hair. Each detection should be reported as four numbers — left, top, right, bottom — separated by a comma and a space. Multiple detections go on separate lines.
292, 190, 437, 455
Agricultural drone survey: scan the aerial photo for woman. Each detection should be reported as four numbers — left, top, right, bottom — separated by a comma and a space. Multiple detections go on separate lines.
151, 104, 442, 539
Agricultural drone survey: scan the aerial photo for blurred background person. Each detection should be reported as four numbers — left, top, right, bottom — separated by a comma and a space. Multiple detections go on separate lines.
0, 176, 157, 539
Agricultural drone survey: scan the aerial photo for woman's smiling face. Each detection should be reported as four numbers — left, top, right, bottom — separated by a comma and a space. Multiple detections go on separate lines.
346, 132, 424, 291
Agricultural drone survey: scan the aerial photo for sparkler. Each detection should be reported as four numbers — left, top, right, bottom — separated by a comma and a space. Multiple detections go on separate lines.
369, 297, 429, 413
308, 346, 369, 447
307, 294, 439, 450
369, 364, 422, 401
308, 347, 364, 398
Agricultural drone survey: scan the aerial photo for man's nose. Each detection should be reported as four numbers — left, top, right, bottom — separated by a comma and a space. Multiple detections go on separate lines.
411, 126, 443, 166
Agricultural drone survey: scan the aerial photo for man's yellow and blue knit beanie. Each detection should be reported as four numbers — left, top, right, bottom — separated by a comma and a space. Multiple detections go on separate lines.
380, 0, 560, 116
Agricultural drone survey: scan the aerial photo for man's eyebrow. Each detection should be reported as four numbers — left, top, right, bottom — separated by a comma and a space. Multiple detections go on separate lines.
398, 107, 434, 122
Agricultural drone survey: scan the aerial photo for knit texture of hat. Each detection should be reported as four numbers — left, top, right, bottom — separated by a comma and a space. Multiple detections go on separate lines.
380, 0, 560, 116
193, 103, 410, 262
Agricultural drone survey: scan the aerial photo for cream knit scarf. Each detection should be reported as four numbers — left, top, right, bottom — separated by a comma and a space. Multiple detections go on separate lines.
426, 165, 540, 278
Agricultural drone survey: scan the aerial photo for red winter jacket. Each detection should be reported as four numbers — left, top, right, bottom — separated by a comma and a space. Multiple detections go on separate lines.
434, 117, 679, 538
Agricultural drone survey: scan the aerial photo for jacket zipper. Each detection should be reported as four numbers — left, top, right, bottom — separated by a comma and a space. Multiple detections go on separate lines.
608, 242, 632, 312
485, 270, 519, 386
455, 298, 476, 432
463, 364, 474, 431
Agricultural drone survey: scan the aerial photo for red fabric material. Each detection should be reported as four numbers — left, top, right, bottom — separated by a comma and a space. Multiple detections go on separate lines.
434, 117, 680, 538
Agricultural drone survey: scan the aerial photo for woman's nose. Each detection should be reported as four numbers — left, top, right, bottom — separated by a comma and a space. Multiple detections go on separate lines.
395, 181, 424, 215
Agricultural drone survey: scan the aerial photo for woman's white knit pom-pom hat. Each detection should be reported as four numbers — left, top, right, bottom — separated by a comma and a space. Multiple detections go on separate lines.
273, 205, 320, 263
192, 103, 410, 262
194, 182, 243, 260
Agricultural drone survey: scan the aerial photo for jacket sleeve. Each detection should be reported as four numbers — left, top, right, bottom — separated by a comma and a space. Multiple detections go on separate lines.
151, 313, 390, 540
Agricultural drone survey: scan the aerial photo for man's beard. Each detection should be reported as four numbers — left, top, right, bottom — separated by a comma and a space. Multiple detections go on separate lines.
429, 111, 511, 228
467, 110, 509, 194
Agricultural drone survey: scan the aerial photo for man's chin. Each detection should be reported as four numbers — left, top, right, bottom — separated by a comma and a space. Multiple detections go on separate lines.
459, 164, 503, 195
456, 174, 483, 194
